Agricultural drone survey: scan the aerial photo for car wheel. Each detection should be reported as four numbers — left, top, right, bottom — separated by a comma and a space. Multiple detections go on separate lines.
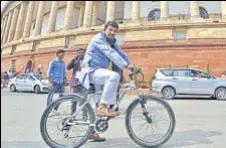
34, 85, 41, 94
215, 87, 226, 100
162, 87, 176, 99
10, 85, 16, 92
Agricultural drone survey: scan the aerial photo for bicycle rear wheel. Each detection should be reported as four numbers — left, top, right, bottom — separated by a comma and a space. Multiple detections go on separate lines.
125, 95, 175, 147
40, 95, 95, 148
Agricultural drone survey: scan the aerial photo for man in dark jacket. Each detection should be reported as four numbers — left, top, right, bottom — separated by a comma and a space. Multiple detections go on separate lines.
67, 48, 85, 93
2, 71, 9, 88
67, 48, 86, 115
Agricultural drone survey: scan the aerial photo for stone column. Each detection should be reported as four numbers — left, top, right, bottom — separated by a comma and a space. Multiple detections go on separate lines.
92, 1, 98, 26
1, 21, 3, 40
23, 1, 35, 38
132, 1, 140, 20
64, 1, 74, 30
1, 20, 3, 34
3, 11, 13, 44
34, 1, 45, 36
83, 1, 93, 27
1, 16, 8, 42
106, 1, 115, 22
47, 1, 58, 33
221, 1, 226, 19
190, 1, 200, 19
14, 2, 26, 40
8, 7, 20, 42
78, 3, 85, 27
160, 1, 169, 20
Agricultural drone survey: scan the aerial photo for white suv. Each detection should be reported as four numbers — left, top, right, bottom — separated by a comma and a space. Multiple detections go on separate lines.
151, 68, 226, 100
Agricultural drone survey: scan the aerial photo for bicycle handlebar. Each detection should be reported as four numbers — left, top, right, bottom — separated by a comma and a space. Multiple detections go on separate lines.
129, 67, 145, 82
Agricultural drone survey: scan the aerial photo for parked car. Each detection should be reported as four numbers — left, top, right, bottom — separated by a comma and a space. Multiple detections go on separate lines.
8, 73, 49, 93
151, 68, 226, 100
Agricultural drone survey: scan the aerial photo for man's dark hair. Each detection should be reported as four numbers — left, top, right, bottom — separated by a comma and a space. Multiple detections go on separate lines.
104, 21, 119, 31
56, 49, 65, 56
76, 48, 85, 52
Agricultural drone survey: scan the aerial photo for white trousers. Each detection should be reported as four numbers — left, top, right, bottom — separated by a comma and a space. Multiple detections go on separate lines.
89, 68, 120, 105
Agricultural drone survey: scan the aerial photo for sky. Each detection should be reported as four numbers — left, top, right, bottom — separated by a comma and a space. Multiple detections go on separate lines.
1, 1, 8, 12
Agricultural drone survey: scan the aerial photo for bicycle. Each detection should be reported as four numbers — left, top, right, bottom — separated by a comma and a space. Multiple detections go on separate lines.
40, 67, 176, 148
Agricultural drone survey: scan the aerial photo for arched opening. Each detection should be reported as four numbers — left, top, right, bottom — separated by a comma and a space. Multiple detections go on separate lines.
25, 56, 34, 73
199, 7, 209, 19
148, 9, 161, 21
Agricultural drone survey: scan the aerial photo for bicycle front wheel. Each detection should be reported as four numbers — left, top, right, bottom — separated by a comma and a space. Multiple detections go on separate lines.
40, 95, 95, 148
125, 95, 175, 147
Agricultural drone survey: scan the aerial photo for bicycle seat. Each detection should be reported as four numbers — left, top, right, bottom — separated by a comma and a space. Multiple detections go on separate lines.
88, 84, 96, 93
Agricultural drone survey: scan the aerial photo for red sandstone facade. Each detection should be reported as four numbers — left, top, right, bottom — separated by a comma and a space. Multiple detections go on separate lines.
2, 38, 226, 80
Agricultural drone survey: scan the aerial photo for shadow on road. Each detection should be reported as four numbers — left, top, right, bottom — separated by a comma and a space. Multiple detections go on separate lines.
163, 130, 222, 147
173, 97, 214, 101
1, 141, 48, 148
86, 137, 139, 148
1, 130, 223, 148
85, 130, 222, 148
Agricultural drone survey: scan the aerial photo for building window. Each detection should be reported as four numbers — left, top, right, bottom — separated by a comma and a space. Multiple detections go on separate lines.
174, 30, 187, 41
11, 45, 17, 55
41, 13, 50, 34
33, 42, 40, 51
148, 9, 160, 21
115, 34, 124, 45
71, 7, 80, 29
56, 8, 66, 31
30, 21, 36, 37
199, 7, 209, 19
67, 38, 76, 48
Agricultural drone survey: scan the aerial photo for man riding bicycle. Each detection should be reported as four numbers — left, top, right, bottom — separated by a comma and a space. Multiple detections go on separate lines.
77, 21, 133, 117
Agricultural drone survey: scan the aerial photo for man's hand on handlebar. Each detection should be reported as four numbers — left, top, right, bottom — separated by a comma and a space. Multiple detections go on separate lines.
126, 64, 134, 72
126, 65, 144, 82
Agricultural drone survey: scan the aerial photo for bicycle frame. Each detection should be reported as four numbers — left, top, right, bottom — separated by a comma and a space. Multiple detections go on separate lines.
111, 80, 146, 112
64, 68, 146, 126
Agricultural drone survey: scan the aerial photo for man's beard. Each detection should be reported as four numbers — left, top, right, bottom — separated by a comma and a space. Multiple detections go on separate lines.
79, 56, 84, 60
107, 34, 115, 39
106, 36, 116, 46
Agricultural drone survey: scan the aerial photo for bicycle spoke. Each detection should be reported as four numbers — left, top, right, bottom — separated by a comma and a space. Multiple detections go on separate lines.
127, 97, 175, 146
41, 97, 94, 148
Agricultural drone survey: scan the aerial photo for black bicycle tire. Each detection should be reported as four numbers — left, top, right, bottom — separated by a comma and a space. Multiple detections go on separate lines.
40, 96, 95, 148
125, 95, 176, 147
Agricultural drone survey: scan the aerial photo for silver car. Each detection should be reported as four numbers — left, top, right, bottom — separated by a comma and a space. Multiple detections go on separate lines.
151, 68, 226, 100
8, 73, 49, 93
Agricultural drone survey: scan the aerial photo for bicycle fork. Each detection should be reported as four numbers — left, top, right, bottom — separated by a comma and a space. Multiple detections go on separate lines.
138, 94, 153, 124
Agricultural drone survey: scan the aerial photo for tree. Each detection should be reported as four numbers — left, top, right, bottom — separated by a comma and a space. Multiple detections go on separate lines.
206, 63, 210, 73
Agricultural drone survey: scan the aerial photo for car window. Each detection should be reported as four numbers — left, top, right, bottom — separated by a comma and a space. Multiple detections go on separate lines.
191, 70, 210, 78
160, 69, 174, 76
16, 75, 25, 80
25, 75, 35, 81
173, 69, 190, 77
34, 75, 42, 80
199, 72, 210, 78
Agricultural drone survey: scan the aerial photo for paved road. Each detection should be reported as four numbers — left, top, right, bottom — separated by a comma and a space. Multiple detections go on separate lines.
1, 89, 226, 148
